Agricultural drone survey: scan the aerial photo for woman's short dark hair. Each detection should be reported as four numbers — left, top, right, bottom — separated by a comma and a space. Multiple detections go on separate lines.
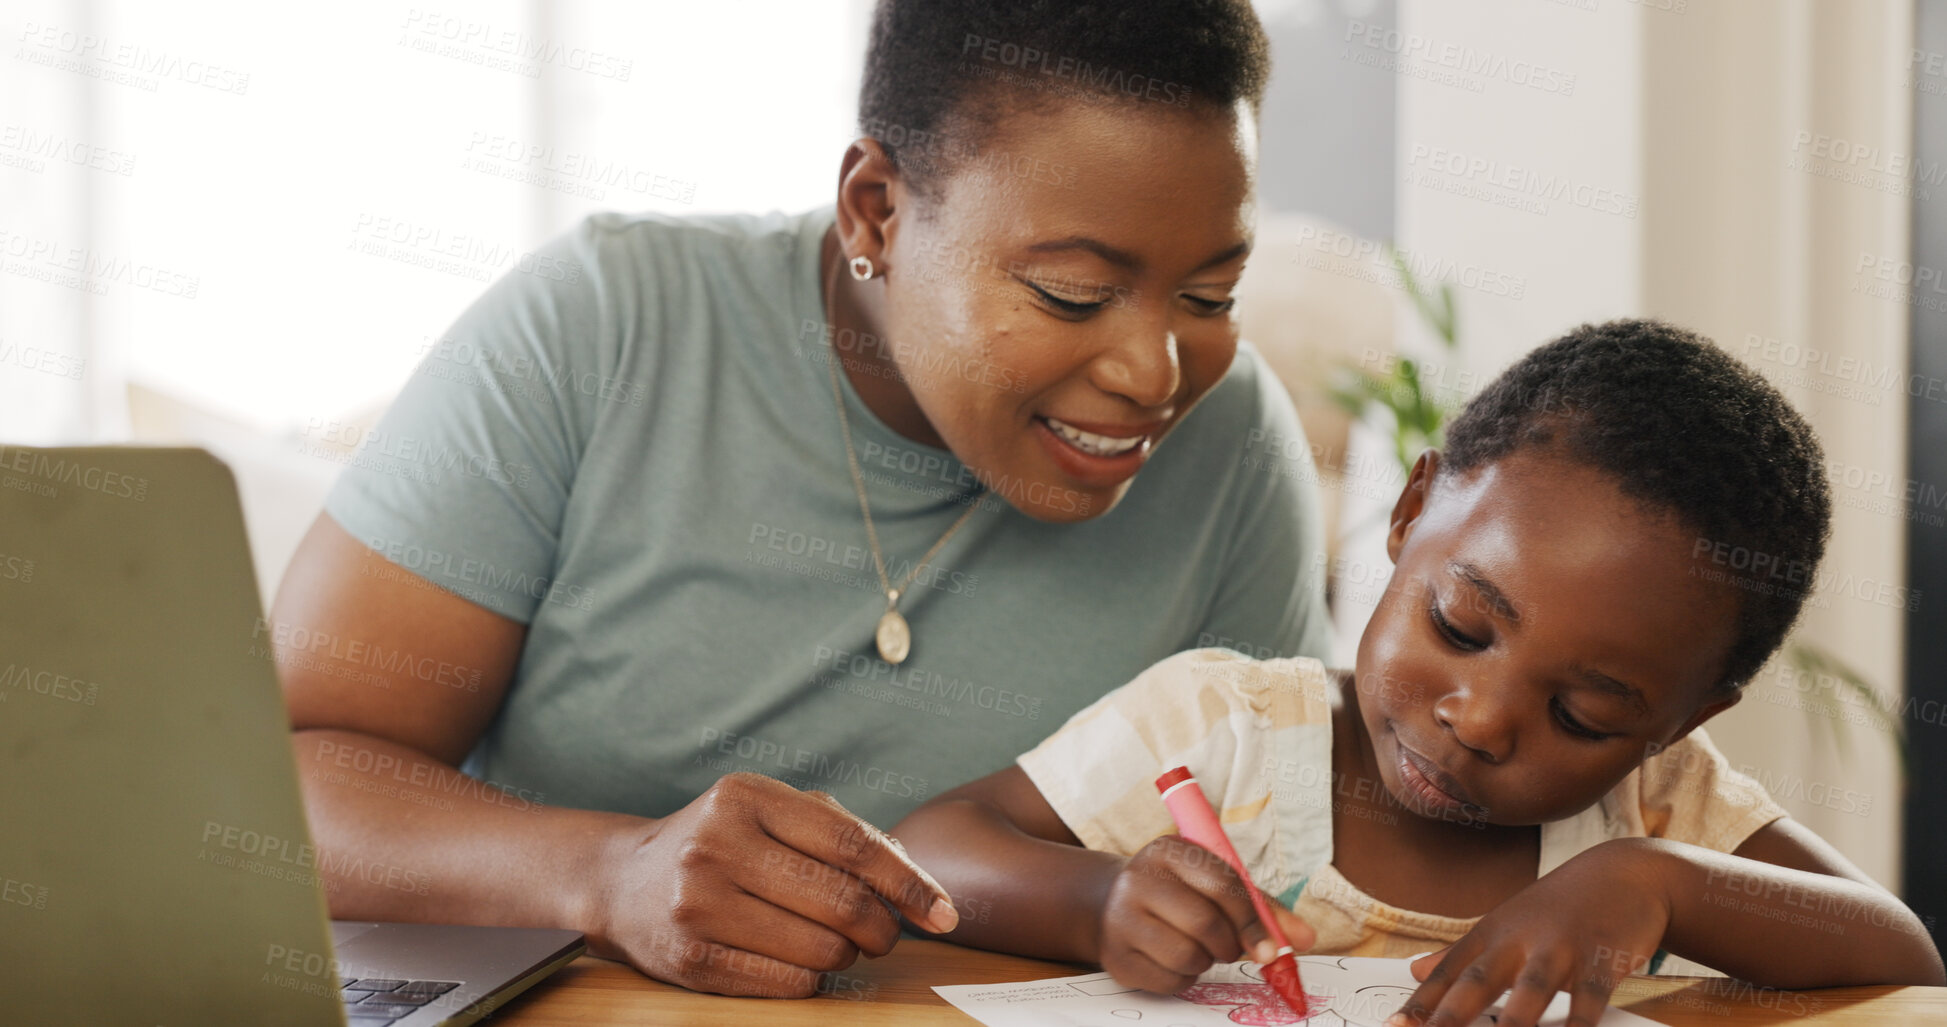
858, 0, 1270, 202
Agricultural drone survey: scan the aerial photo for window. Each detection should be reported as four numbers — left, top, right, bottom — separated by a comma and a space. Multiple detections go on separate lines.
1, 0, 871, 439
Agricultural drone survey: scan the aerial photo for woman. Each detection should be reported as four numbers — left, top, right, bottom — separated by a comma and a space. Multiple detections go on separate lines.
275, 0, 1329, 998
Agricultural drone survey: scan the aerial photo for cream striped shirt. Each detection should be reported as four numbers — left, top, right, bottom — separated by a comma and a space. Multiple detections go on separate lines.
1017, 648, 1788, 961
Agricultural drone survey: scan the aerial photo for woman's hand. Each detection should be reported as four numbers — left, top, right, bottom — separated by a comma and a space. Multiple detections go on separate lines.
1388, 841, 1672, 1027
1099, 835, 1316, 994
595, 772, 959, 997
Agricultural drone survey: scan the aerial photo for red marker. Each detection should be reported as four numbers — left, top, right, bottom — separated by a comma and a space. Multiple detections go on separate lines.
1155, 765, 1309, 1017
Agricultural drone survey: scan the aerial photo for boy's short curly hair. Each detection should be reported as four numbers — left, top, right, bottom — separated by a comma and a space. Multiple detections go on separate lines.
1441, 318, 1832, 691
858, 0, 1270, 203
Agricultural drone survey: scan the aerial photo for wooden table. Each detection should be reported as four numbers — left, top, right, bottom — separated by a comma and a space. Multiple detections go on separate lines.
491, 939, 1947, 1025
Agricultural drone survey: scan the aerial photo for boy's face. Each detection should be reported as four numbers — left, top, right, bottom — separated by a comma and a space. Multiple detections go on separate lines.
1354, 448, 1743, 828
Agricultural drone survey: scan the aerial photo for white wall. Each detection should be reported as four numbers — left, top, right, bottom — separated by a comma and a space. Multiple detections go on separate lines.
1396, 0, 1913, 890
1396, 0, 1643, 375
1639, 0, 1913, 892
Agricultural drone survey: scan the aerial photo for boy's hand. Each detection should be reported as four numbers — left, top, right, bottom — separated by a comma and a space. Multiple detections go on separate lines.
1099, 835, 1316, 994
1388, 840, 1672, 1027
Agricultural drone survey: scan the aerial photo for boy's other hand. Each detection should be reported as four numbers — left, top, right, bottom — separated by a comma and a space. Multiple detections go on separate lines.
1387, 840, 1671, 1027
1099, 835, 1316, 993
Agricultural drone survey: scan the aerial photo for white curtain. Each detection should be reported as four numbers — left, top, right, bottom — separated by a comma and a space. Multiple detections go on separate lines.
0, 0, 870, 595
1639, 0, 1915, 890
1399, 0, 1915, 891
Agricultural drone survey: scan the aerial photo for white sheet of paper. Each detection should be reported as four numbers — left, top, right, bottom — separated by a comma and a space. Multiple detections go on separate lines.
933, 956, 1666, 1026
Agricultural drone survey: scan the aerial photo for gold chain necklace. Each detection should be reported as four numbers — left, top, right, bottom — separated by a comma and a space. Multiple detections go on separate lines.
821, 252, 981, 665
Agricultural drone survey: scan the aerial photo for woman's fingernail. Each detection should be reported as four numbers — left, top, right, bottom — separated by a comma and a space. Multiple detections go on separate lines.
1253, 940, 1277, 964
928, 897, 960, 932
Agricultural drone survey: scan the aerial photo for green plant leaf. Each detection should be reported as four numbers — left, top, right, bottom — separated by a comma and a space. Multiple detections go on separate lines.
1782, 643, 1909, 777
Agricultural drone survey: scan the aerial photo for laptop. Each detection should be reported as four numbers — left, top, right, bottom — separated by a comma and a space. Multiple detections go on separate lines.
0, 446, 585, 1025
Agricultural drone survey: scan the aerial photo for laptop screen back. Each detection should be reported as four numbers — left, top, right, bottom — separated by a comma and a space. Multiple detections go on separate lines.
0, 447, 343, 1025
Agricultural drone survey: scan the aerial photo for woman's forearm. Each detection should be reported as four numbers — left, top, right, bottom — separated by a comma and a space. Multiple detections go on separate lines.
892, 797, 1122, 963
1641, 839, 1947, 988
292, 728, 648, 959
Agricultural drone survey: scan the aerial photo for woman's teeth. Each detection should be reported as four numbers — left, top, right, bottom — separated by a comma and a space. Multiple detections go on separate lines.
1043, 417, 1144, 457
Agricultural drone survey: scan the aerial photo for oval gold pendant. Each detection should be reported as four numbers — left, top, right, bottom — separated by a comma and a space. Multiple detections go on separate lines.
875, 609, 911, 665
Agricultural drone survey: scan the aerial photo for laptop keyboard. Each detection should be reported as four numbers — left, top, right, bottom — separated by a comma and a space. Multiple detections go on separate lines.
340, 978, 462, 1024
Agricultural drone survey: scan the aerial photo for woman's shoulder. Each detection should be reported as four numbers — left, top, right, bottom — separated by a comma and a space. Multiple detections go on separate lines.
510, 206, 830, 389
456, 207, 825, 351
564, 206, 829, 292
1134, 338, 1320, 534
577, 205, 823, 250
1174, 340, 1301, 447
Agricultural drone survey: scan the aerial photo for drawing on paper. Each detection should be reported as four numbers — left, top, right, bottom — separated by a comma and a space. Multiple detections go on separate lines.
934, 954, 1662, 1027
1177, 981, 1341, 1025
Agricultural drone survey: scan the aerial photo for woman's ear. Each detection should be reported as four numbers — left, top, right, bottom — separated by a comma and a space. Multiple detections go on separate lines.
1385, 449, 1442, 565
834, 137, 900, 274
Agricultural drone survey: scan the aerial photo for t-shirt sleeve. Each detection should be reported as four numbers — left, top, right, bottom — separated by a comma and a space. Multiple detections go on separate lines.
1016, 648, 1328, 860
322, 216, 622, 623
1636, 727, 1790, 853
1192, 344, 1332, 663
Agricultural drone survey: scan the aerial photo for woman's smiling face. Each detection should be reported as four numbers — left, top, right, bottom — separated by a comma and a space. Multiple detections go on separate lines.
843, 97, 1258, 523
1353, 449, 1745, 828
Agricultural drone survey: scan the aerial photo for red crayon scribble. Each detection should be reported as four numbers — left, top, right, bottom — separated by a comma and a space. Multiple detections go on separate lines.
1177, 983, 1335, 1025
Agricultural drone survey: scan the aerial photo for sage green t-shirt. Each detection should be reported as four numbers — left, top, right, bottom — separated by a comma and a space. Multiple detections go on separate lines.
323, 206, 1330, 828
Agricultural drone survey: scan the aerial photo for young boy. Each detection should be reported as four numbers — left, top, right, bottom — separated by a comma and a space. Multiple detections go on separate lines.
891, 319, 1945, 1027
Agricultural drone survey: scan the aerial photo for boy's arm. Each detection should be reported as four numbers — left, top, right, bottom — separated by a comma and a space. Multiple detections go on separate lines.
890, 765, 1124, 963
1652, 816, 1945, 987
893, 764, 1316, 989
1394, 818, 1944, 1027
